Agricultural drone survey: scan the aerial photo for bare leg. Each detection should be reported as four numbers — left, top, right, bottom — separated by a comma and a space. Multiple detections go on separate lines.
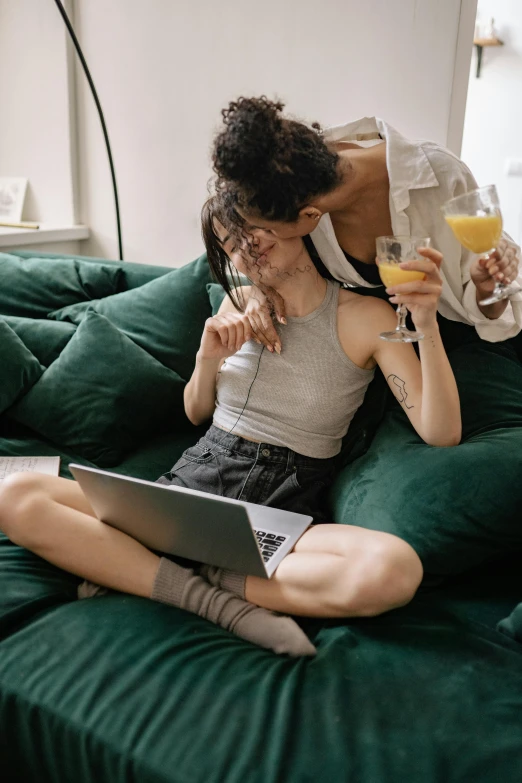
0, 473, 316, 656
244, 524, 423, 618
0, 473, 159, 596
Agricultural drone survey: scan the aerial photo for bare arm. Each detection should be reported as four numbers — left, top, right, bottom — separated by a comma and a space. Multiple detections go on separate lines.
376, 248, 460, 446
372, 310, 461, 446
183, 292, 254, 425
347, 248, 461, 447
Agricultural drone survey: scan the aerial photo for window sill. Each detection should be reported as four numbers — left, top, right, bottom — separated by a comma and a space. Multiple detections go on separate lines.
0, 224, 89, 249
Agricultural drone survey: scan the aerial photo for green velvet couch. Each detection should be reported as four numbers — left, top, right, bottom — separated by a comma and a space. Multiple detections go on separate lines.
1, 250, 522, 783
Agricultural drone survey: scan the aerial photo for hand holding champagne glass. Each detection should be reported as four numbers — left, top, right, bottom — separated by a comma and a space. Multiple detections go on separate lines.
442, 184, 518, 305
376, 236, 433, 342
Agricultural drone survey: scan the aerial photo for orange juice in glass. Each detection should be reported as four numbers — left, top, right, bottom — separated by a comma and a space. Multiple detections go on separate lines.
378, 263, 426, 289
444, 214, 502, 255
442, 184, 518, 305
376, 235, 430, 343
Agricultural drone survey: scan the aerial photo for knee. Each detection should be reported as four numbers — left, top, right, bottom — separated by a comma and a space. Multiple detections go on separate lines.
335, 534, 423, 617
0, 472, 50, 548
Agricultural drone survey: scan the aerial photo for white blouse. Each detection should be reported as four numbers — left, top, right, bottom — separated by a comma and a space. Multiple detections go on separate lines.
311, 117, 522, 342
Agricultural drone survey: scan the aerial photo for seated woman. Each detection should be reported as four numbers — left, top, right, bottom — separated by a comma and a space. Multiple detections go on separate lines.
0, 196, 461, 658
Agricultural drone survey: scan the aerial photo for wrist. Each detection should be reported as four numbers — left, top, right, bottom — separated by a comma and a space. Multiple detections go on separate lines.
473, 281, 509, 318
420, 323, 440, 337
474, 278, 495, 296
196, 350, 222, 366
417, 323, 441, 347
412, 316, 439, 333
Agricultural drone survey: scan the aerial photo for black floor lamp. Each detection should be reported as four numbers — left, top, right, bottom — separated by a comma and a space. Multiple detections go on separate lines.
52, 0, 124, 261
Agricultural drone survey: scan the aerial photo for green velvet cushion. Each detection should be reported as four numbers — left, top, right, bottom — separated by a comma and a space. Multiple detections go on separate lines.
498, 602, 522, 642
49, 254, 212, 380
1, 539, 522, 782
0, 252, 123, 318
331, 342, 522, 575
2, 315, 76, 366
9, 312, 186, 467
207, 282, 227, 315
0, 320, 44, 415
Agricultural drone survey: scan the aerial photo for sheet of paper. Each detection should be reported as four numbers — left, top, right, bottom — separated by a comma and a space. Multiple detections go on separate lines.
0, 456, 61, 481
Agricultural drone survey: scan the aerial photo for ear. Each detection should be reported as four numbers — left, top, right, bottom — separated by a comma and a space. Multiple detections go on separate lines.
299, 205, 322, 223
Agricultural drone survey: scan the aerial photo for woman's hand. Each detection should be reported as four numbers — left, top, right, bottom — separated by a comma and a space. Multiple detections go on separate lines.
470, 237, 520, 294
199, 312, 254, 361
385, 247, 443, 331
245, 285, 286, 354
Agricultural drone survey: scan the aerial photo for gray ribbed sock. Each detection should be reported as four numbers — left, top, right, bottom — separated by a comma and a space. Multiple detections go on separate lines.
152, 558, 316, 657
199, 565, 246, 598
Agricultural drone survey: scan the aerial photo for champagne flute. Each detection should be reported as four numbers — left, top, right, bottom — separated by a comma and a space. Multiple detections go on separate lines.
376, 235, 430, 342
442, 184, 518, 305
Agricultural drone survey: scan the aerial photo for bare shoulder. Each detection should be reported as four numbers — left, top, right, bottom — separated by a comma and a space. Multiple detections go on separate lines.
217, 285, 252, 315
338, 288, 396, 325
337, 290, 397, 368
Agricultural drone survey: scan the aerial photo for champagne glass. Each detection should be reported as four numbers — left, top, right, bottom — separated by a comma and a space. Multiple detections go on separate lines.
442, 184, 518, 305
376, 235, 430, 342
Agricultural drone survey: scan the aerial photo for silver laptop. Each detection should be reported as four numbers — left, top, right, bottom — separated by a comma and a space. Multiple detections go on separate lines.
70, 464, 313, 579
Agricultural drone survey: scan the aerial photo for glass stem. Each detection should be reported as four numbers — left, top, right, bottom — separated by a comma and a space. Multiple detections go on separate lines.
396, 304, 408, 331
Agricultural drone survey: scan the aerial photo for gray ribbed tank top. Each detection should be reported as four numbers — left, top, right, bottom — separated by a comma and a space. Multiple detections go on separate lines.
213, 280, 375, 458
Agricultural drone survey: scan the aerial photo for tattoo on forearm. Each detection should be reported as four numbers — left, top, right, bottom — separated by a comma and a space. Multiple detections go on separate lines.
387, 374, 414, 409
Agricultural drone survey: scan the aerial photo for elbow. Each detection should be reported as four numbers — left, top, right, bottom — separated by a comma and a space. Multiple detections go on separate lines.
425, 425, 462, 448
438, 432, 462, 448
184, 407, 208, 427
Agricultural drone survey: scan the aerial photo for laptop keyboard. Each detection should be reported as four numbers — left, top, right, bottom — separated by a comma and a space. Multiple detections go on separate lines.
254, 529, 289, 563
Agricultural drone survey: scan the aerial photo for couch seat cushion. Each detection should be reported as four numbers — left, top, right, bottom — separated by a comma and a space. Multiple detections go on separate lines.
0, 557, 522, 783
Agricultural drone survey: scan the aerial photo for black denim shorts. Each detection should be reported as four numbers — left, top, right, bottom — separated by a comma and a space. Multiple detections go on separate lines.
156, 425, 337, 524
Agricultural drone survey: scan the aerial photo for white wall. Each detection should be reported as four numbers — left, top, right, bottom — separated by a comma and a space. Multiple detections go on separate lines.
72, 0, 476, 266
461, 0, 522, 245
0, 0, 76, 225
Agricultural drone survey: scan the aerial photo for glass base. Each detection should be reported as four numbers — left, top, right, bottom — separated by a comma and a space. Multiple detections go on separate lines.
479, 281, 520, 306
379, 329, 424, 343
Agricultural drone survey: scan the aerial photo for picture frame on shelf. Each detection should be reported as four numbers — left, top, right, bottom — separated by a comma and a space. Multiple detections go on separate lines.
0, 178, 28, 222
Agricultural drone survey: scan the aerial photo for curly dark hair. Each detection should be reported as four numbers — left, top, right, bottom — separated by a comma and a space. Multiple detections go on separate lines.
212, 96, 341, 222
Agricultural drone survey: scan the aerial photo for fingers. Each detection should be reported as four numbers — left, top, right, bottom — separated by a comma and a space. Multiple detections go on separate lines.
207, 314, 254, 352
387, 280, 441, 297
399, 257, 441, 277
271, 289, 288, 325
250, 320, 281, 353
482, 246, 519, 283
417, 247, 443, 269
248, 309, 281, 353
250, 319, 276, 352
389, 293, 439, 308
245, 286, 283, 352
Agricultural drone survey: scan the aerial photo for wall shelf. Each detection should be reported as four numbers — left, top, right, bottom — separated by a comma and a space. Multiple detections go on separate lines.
0, 224, 89, 249
473, 37, 504, 78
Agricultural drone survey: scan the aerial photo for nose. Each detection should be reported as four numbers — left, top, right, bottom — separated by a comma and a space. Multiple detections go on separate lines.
240, 230, 262, 251
253, 227, 276, 241
240, 233, 259, 251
